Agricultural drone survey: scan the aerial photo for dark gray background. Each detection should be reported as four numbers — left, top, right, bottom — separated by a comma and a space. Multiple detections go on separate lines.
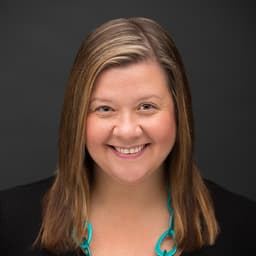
1, 1, 255, 201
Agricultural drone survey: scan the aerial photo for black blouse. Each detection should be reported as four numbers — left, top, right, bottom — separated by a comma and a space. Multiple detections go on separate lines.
0, 176, 255, 255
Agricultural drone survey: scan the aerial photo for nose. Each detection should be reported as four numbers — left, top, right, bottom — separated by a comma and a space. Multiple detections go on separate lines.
112, 111, 143, 140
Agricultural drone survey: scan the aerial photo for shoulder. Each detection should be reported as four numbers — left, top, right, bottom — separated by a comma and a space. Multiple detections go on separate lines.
203, 179, 256, 254
0, 177, 55, 255
205, 178, 256, 209
0, 176, 54, 220
204, 179, 256, 220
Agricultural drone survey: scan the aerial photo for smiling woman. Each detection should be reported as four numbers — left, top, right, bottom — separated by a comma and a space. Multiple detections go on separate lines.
0, 17, 256, 256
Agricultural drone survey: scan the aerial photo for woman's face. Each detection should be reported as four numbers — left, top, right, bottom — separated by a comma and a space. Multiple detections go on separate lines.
86, 60, 176, 184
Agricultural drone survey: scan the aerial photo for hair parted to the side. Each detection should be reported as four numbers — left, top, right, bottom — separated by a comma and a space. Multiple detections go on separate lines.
34, 17, 219, 254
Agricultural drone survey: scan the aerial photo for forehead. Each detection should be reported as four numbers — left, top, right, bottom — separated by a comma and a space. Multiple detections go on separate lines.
90, 60, 170, 100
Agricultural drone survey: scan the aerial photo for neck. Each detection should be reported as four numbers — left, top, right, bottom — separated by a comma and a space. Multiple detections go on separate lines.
90, 166, 168, 217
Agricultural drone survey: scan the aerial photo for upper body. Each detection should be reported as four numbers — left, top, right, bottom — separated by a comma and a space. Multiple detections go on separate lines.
0, 176, 255, 256
2, 17, 255, 256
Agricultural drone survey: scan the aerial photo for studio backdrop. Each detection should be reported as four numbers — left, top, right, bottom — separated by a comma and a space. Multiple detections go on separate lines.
1, 0, 255, 201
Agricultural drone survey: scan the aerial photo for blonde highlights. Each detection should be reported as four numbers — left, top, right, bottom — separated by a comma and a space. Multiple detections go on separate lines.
35, 17, 219, 254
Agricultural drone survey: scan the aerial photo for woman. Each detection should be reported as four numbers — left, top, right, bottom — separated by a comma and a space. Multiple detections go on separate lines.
0, 17, 255, 256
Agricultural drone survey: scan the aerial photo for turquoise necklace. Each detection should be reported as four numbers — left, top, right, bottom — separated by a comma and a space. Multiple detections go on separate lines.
77, 192, 177, 256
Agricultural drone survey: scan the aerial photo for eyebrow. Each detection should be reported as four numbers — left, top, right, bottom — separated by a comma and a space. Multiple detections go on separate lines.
90, 95, 162, 103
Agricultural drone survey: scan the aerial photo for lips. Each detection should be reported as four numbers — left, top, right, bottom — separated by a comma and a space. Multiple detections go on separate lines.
115, 145, 145, 154
110, 144, 147, 155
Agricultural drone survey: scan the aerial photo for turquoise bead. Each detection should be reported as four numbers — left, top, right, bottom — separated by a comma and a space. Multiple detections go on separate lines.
155, 228, 177, 256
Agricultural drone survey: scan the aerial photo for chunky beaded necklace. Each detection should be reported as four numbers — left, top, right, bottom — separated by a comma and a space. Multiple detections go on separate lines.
75, 192, 177, 256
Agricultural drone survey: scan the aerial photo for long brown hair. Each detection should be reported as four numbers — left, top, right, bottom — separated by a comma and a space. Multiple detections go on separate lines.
35, 17, 219, 254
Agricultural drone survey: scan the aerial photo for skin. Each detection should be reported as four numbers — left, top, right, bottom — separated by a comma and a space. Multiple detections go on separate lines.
85, 60, 181, 256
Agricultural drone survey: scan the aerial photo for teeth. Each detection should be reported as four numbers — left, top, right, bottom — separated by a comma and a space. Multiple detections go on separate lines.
114, 145, 145, 154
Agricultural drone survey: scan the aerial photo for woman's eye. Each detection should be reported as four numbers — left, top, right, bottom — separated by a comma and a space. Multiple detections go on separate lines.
95, 106, 113, 112
138, 103, 156, 111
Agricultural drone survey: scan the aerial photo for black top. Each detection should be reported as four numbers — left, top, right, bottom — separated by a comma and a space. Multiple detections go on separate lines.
0, 177, 256, 255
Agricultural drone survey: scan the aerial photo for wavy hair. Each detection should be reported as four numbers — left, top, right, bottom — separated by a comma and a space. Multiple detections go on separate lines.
35, 17, 219, 254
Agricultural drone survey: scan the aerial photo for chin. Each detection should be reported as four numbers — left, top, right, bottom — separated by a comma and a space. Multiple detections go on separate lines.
110, 169, 154, 186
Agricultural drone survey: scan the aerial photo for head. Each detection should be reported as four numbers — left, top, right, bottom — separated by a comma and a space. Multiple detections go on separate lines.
58, 17, 194, 190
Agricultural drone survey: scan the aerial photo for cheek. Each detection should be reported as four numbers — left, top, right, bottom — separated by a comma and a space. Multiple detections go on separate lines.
85, 116, 112, 146
149, 112, 176, 145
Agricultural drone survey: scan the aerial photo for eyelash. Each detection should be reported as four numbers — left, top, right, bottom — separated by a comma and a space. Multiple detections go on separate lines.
94, 105, 113, 112
137, 103, 157, 111
92, 103, 157, 114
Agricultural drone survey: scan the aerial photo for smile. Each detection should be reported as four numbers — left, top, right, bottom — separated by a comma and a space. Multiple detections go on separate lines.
114, 145, 146, 154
